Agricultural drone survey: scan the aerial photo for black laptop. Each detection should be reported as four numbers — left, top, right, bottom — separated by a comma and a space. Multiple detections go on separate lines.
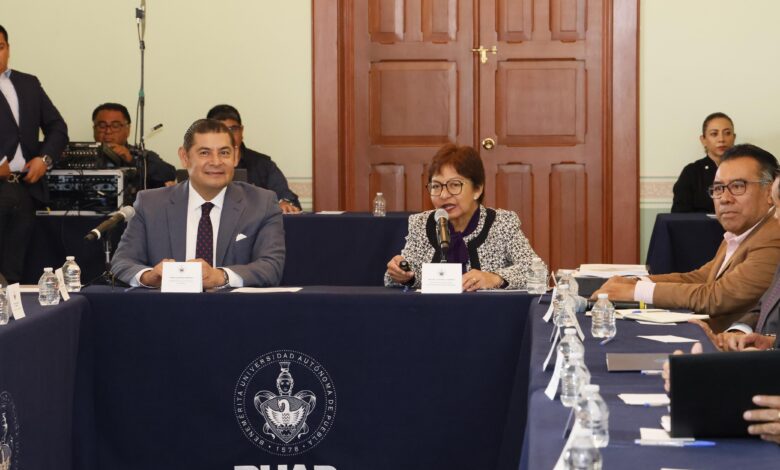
670, 350, 780, 438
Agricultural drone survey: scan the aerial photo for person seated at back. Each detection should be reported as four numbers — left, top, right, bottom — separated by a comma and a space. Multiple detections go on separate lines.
111, 118, 285, 289
92, 102, 175, 189
385, 144, 541, 291
206, 104, 301, 213
596, 144, 780, 331
672, 112, 736, 213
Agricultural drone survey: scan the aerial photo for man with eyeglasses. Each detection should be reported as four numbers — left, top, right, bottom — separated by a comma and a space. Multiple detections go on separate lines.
0, 24, 68, 283
206, 104, 301, 213
595, 144, 780, 332
92, 102, 175, 189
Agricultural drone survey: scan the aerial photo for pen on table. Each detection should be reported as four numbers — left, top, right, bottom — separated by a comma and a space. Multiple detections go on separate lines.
599, 336, 615, 346
634, 439, 716, 447
641, 370, 663, 376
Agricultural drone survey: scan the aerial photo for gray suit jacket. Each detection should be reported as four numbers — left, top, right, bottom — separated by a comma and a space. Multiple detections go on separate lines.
111, 182, 285, 287
734, 264, 780, 336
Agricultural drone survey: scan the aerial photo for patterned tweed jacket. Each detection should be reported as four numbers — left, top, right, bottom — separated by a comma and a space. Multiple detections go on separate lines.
384, 206, 540, 289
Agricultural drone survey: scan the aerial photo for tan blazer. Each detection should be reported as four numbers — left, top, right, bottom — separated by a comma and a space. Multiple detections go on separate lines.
650, 212, 780, 332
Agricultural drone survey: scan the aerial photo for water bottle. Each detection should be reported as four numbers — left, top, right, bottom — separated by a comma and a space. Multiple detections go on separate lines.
553, 284, 576, 328
591, 293, 616, 339
526, 256, 548, 294
576, 384, 610, 448
559, 269, 580, 297
564, 429, 603, 470
62, 256, 82, 292
0, 287, 9, 325
560, 354, 591, 407
38, 267, 60, 306
372, 192, 386, 217
558, 328, 585, 363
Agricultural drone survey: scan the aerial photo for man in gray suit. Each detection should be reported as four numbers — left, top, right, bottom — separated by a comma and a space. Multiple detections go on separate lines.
111, 119, 285, 288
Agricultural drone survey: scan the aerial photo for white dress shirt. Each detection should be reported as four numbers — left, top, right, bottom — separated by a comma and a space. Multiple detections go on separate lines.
634, 213, 767, 304
0, 69, 26, 171
132, 182, 244, 288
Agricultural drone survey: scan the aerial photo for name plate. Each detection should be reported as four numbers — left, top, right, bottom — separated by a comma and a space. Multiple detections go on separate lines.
7, 283, 26, 319
421, 263, 462, 294
161, 262, 203, 293
54, 268, 71, 302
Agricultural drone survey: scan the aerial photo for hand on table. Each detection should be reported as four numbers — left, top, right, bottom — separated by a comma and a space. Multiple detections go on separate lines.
139, 258, 175, 288
662, 342, 703, 393
689, 319, 744, 351
591, 276, 637, 301
745, 395, 780, 444
462, 269, 504, 291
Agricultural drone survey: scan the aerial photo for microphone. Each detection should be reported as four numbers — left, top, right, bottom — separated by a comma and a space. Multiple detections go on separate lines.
434, 208, 451, 259
85, 206, 135, 241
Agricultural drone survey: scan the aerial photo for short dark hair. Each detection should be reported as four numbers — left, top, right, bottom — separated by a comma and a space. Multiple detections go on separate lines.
702, 112, 733, 135
722, 143, 779, 184
0, 25, 7, 43
182, 118, 235, 151
206, 104, 242, 124
428, 144, 486, 203
92, 103, 131, 123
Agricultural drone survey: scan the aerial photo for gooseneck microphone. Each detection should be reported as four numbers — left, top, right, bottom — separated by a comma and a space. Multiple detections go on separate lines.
85, 206, 136, 241
434, 208, 451, 262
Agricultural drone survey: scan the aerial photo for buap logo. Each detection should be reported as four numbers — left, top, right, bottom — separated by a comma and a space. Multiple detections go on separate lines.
0, 391, 20, 470
234, 351, 336, 456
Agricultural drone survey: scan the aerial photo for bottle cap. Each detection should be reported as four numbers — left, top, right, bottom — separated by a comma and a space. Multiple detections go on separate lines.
377, 192, 383, 196
66, 256, 75, 261
597, 293, 608, 299
564, 328, 577, 335
558, 283, 569, 291
583, 384, 599, 392
44, 267, 53, 272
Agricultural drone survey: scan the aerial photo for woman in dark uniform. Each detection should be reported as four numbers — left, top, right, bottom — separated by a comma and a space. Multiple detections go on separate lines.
671, 112, 736, 213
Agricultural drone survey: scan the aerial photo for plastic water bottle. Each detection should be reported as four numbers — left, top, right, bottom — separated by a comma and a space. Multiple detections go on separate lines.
62, 256, 82, 292
558, 328, 585, 363
38, 267, 60, 306
527, 256, 548, 294
564, 429, 603, 470
559, 269, 580, 297
0, 287, 9, 325
372, 192, 386, 217
560, 354, 591, 407
591, 293, 616, 339
576, 384, 610, 448
553, 284, 576, 328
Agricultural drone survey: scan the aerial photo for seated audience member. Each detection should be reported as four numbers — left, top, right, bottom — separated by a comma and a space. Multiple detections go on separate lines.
672, 112, 735, 213
385, 144, 540, 290
595, 144, 780, 331
111, 119, 285, 288
92, 102, 175, 188
206, 104, 301, 213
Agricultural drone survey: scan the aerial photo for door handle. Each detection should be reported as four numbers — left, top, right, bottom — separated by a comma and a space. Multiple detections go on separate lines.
471, 45, 498, 64
481, 138, 496, 150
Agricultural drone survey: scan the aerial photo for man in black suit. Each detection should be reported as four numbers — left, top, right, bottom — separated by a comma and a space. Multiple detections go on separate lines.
0, 25, 68, 282
92, 102, 176, 189
206, 104, 301, 213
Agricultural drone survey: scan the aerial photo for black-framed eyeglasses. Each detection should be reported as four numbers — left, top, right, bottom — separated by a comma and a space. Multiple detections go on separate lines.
93, 121, 128, 131
426, 179, 465, 196
227, 125, 243, 133
708, 179, 769, 198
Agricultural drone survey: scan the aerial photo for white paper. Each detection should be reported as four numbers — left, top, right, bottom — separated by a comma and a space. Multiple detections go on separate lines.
54, 268, 71, 302
640, 427, 673, 441
161, 262, 203, 293
661, 415, 671, 433
638, 335, 699, 344
619, 309, 709, 324
544, 353, 564, 400
543, 328, 561, 371
316, 211, 345, 215
6, 283, 26, 320
542, 287, 557, 322
577, 264, 648, 277
421, 263, 462, 294
618, 394, 670, 407
233, 287, 303, 293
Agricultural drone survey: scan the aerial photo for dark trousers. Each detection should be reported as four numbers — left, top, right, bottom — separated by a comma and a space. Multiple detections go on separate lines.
0, 181, 35, 283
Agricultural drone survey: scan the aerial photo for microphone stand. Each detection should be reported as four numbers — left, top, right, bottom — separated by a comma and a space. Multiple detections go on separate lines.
85, 237, 117, 289
135, 2, 149, 190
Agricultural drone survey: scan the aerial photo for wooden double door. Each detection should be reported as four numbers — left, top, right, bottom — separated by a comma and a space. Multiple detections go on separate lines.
313, 0, 639, 269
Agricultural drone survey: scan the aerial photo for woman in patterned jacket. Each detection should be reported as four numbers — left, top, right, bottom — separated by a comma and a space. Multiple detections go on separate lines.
385, 144, 542, 291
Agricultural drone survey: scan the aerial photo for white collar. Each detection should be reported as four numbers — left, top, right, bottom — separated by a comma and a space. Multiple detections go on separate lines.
187, 181, 227, 212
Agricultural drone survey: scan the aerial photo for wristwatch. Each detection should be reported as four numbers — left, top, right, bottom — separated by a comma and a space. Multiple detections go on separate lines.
41, 155, 53, 170
214, 268, 231, 290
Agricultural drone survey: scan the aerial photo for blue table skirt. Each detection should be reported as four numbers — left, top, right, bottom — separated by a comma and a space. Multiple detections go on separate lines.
74, 286, 534, 470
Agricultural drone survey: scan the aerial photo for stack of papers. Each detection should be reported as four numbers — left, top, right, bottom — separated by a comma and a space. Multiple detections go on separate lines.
617, 309, 709, 324
619, 394, 670, 406
577, 264, 649, 277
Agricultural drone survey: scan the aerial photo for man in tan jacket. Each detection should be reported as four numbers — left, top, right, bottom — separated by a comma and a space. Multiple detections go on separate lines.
596, 144, 780, 332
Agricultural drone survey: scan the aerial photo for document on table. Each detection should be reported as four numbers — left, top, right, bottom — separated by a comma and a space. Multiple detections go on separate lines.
232, 287, 303, 293
618, 393, 670, 406
618, 309, 709, 323
316, 211, 345, 215
577, 264, 649, 277
638, 335, 699, 343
